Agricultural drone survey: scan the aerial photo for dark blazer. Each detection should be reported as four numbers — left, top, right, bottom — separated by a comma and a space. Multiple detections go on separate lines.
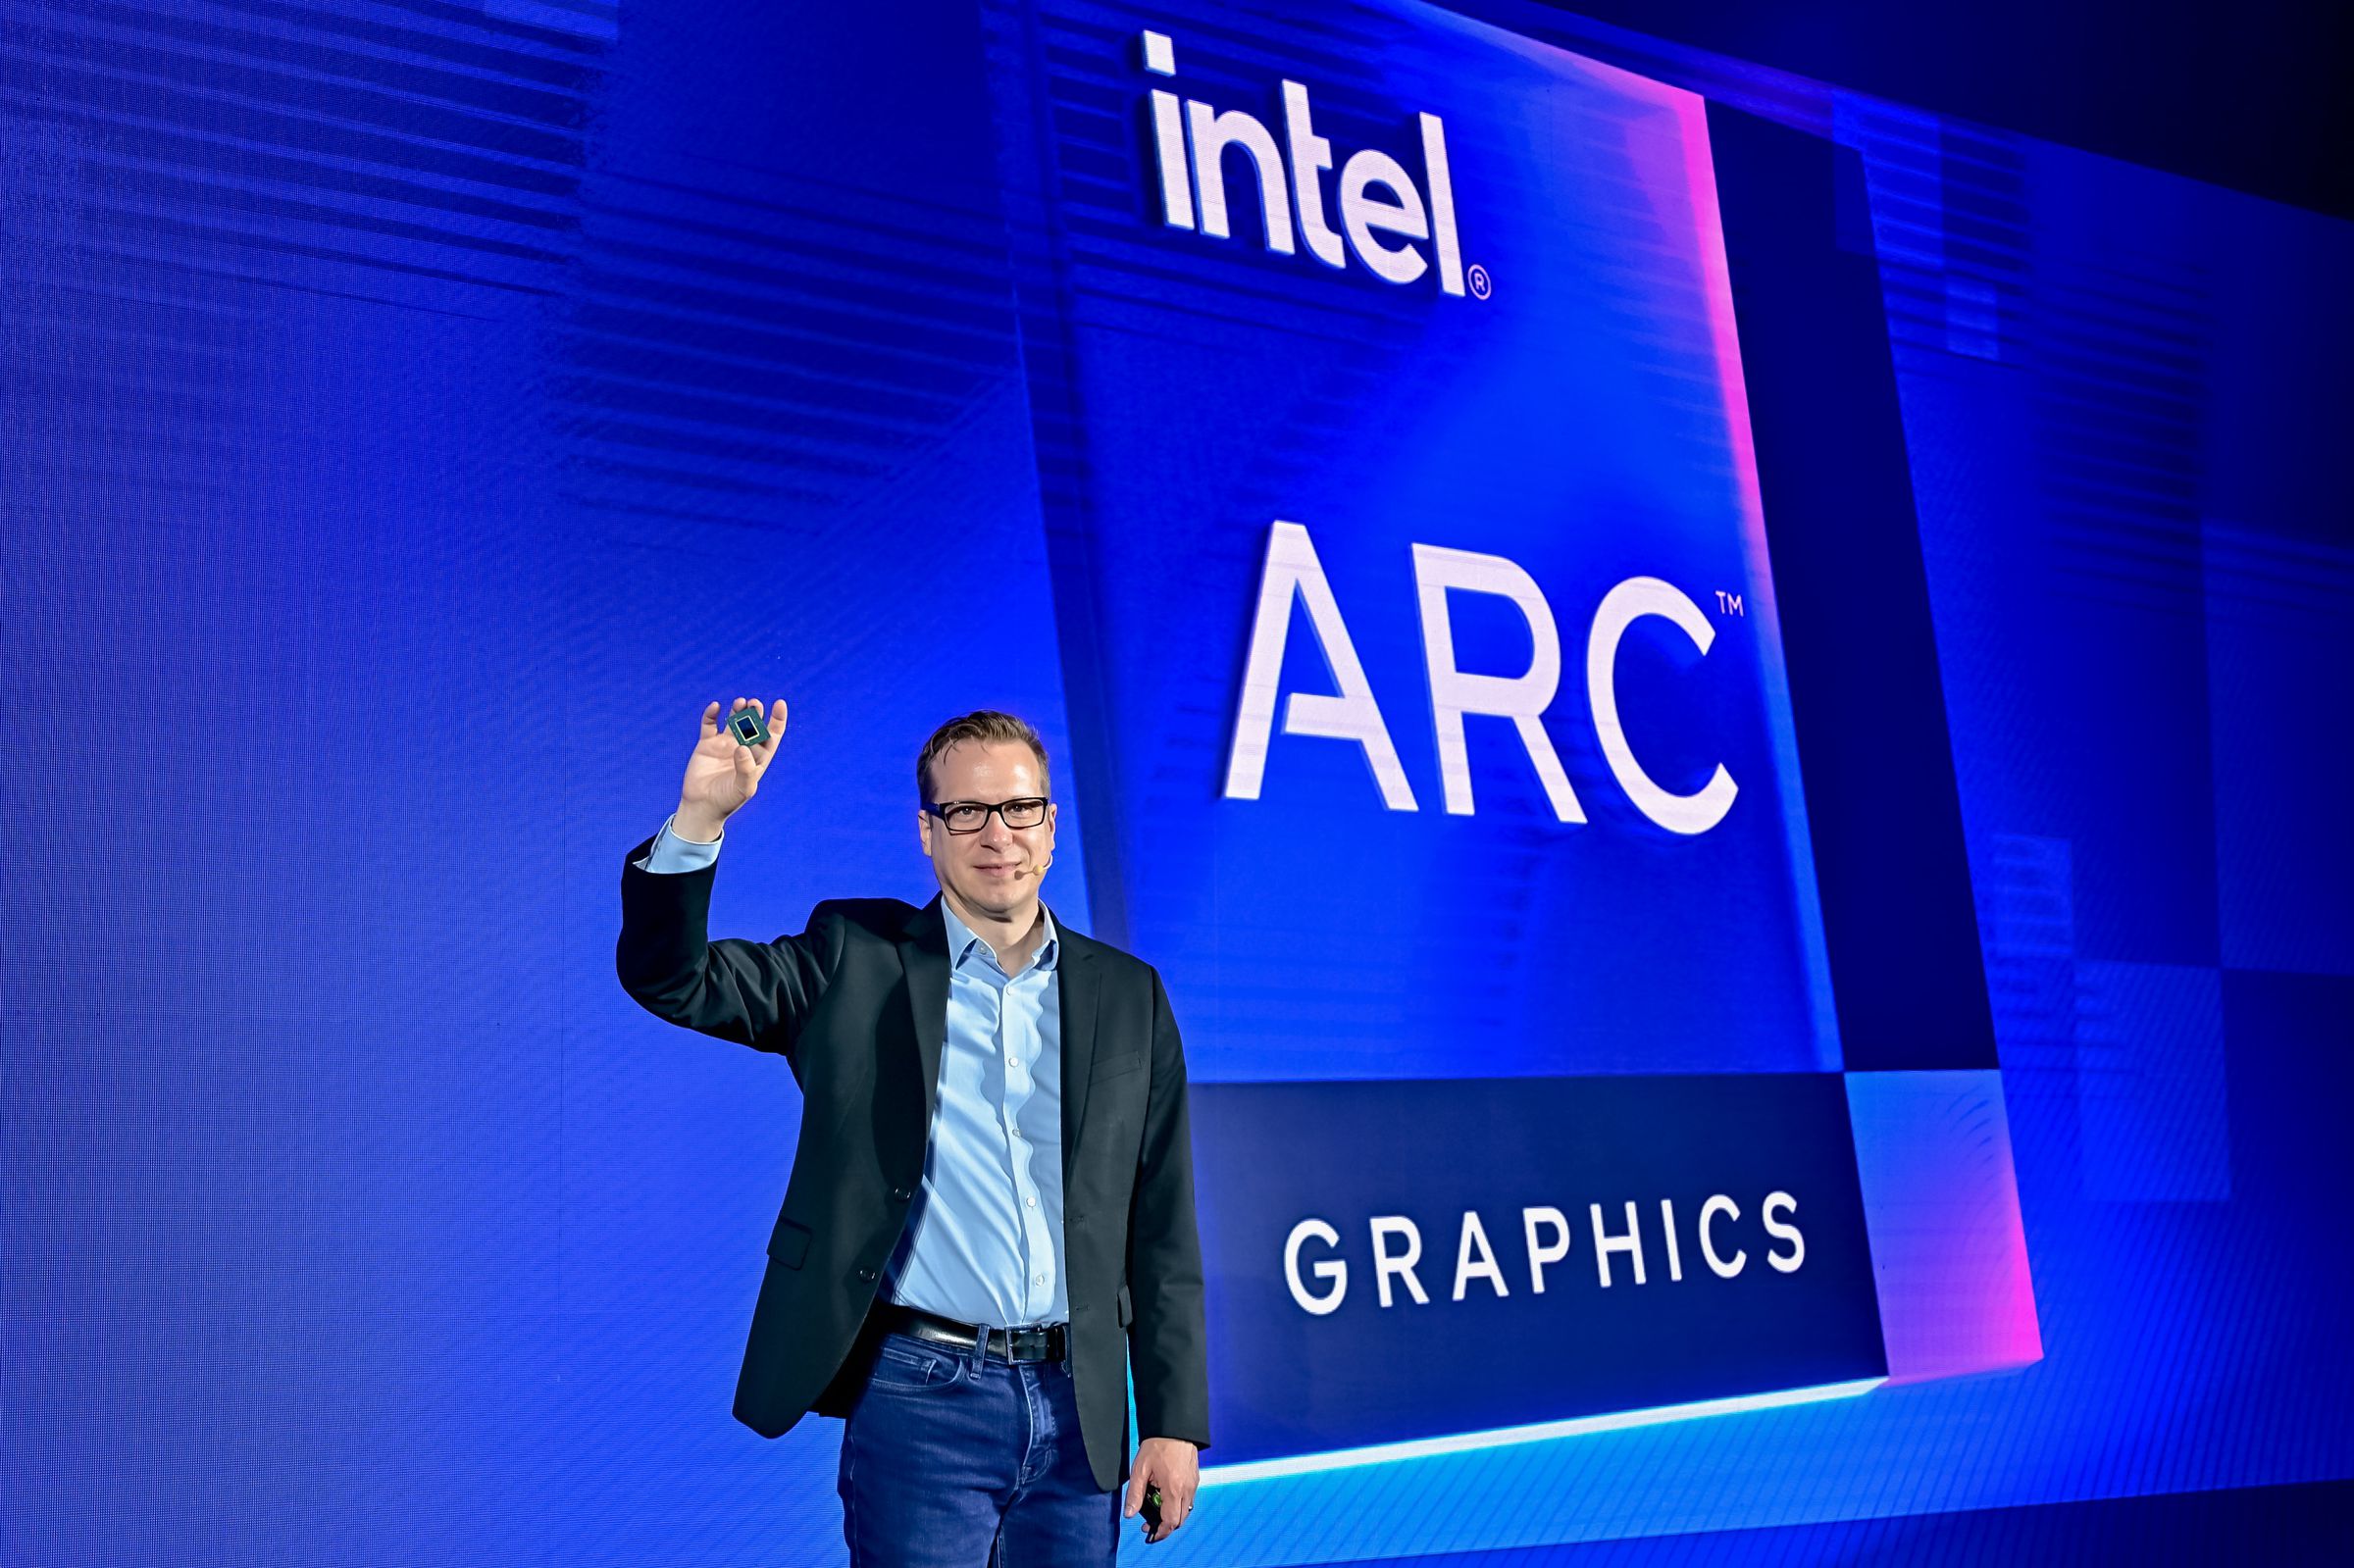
615, 835, 1210, 1492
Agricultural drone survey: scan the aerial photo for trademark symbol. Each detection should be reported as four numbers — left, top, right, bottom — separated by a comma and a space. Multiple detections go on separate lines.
1714, 589, 1745, 617
1466, 263, 1492, 300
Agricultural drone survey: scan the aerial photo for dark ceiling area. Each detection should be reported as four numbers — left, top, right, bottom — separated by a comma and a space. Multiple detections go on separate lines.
1527, 0, 2353, 221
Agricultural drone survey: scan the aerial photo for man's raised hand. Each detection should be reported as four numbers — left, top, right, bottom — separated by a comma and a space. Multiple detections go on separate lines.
676, 698, 786, 841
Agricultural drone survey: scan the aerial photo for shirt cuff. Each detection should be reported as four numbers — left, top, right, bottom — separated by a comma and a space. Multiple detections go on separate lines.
637, 811, 723, 874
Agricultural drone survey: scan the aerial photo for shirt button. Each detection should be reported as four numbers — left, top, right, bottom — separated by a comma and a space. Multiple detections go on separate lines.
1034, 1274, 1046, 1286
1026, 1195, 1037, 1208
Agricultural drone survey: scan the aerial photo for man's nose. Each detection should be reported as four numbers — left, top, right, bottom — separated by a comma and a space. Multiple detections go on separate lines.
980, 813, 1014, 845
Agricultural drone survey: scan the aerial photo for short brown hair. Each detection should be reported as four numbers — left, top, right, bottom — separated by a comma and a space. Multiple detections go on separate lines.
917, 710, 1051, 804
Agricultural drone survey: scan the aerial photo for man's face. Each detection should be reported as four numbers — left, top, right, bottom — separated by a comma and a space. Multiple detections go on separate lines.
917, 738, 1058, 924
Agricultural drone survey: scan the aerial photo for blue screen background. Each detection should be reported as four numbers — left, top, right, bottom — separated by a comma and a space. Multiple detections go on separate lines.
4, 0, 2348, 1562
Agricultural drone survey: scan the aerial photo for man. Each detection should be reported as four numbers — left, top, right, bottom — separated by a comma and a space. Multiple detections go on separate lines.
616, 699, 1207, 1565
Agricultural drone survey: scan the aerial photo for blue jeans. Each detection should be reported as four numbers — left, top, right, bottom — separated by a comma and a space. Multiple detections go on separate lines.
837, 1330, 1119, 1568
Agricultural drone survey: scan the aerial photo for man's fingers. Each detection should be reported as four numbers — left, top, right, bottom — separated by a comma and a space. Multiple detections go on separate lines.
699, 697, 787, 749
1124, 1471, 1148, 1517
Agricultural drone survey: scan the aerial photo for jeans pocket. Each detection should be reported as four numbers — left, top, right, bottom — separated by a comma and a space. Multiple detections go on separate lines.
868, 1336, 966, 1394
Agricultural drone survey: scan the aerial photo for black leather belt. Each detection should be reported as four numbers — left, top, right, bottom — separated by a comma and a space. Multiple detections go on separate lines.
878, 1302, 1069, 1363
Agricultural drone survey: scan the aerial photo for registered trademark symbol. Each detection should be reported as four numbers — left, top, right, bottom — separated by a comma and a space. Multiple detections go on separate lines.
1466, 263, 1492, 300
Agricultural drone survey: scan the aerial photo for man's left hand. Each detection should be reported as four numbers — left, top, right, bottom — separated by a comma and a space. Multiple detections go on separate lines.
1124, 1437, 1200, 1543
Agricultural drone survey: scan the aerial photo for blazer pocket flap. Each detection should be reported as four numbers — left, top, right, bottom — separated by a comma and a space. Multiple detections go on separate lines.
1117, 1284, 1135, 1327
768, 1215, 813, 1268
1091, 1050, 1147, 1084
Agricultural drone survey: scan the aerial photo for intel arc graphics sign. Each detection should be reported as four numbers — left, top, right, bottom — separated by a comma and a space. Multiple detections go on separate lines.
981, 0, 1892, 1464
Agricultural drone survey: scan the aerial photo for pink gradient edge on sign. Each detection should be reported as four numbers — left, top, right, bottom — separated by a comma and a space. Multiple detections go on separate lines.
1845, 1069, 2046, 1382
1654, 88, 2042, 1382
1657, 80, 2044, 1385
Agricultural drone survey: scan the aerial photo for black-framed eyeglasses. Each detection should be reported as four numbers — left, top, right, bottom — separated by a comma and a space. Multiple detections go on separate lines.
925, 796, 1050, 834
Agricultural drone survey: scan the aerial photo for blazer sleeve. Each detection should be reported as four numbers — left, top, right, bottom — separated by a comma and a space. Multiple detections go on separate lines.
1124, 965, 1212, 1451
614, 834, 843, 1079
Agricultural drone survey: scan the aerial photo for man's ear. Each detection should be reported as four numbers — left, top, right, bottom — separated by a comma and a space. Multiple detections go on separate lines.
917, 808, 932, 857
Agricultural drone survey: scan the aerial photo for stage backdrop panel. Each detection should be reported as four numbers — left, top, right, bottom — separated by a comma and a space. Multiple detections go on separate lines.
975, 0, 2026, 1467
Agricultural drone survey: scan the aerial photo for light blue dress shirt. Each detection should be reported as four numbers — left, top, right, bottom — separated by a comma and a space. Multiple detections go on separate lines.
638, 813, 1069, 1330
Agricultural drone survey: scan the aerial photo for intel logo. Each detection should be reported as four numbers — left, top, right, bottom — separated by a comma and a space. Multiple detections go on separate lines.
1140, 29, 1469, 296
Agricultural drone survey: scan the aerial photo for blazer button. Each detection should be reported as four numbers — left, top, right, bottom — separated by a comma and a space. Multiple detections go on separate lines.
856, 1267, 877, 1282
891, 1187, 910, 1202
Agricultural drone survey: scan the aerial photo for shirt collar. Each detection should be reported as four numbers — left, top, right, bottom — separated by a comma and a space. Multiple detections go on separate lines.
939, 895, 1059, 975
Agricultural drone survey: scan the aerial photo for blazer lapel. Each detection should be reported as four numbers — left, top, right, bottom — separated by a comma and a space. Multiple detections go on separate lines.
1056, 915, 1102, 1182
898, 897, 950, 1134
